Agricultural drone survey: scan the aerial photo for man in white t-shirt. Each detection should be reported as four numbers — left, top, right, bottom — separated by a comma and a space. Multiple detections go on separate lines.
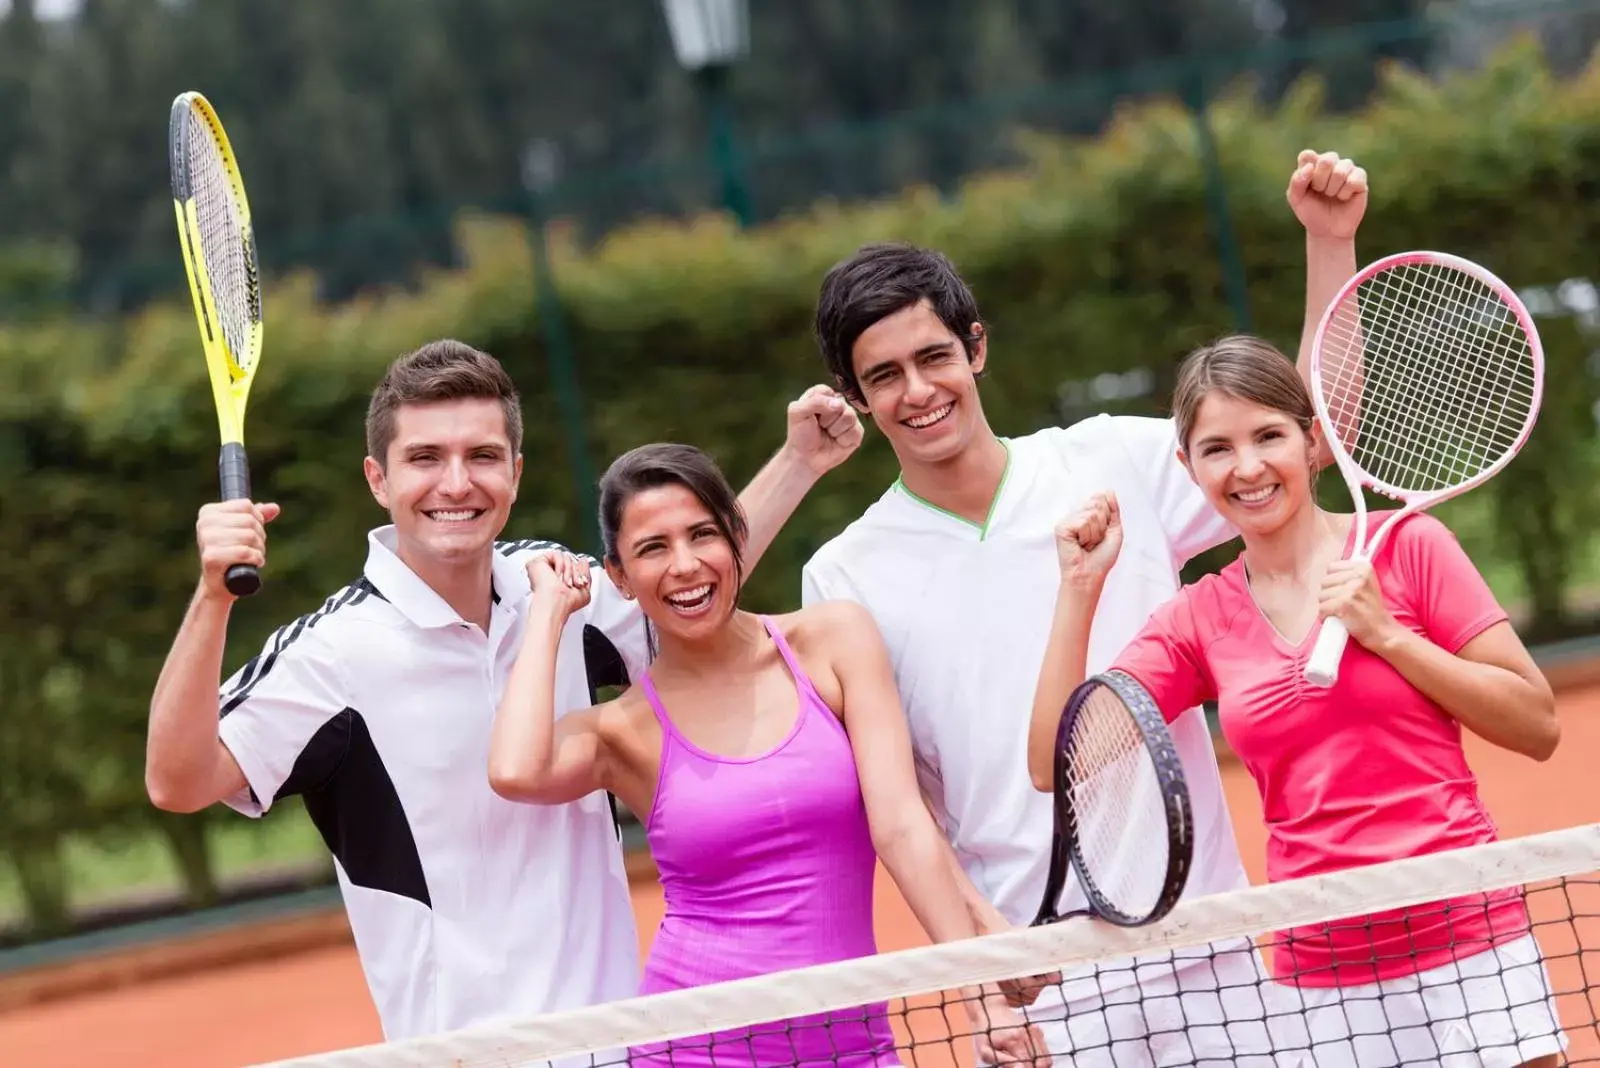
801, 151, 1369, 1066
144, 339, 863, 1046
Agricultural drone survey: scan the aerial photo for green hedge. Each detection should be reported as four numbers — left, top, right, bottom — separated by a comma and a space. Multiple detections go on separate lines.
3, 39, 1598, 935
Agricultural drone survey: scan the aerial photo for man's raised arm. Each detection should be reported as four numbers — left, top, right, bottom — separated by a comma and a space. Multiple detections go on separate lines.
737, 384, 863, 571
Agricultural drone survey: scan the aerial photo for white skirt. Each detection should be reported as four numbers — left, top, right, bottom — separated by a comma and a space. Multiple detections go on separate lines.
1027, 937, 1318, 1067
1282, 934, 1567, 1068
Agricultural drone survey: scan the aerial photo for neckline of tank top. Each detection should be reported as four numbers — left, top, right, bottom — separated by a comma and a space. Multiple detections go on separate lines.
643, 615, 827, 766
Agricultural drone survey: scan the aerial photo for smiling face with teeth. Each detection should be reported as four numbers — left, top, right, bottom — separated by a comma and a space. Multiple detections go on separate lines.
1180, 391, 1322, 539
363, 397, 521, 575
605, 482, 743, 644
849, 300, 988, 470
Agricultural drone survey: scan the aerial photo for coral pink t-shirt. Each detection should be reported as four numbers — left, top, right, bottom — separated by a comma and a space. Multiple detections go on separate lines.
1111, 511, 1528, 987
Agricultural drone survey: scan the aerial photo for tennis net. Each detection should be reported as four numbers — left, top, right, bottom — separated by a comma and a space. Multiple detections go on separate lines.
254, 823, 1600, 1068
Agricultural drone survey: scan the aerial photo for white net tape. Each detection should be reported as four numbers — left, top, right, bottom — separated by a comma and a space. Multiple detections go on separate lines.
250, 823, 1600, 1068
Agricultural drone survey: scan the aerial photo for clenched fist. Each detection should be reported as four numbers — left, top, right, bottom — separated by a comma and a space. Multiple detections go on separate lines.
195, 500, 279, 601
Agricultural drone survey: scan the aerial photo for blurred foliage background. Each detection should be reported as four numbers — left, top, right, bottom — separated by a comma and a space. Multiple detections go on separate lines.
3, 0, 1600, 945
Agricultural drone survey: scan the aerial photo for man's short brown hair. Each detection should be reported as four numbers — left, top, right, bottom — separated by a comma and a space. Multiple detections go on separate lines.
365, 340, 523, 464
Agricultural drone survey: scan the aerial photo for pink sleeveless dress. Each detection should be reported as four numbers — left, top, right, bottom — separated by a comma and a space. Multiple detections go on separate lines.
629, 616, 898, 1068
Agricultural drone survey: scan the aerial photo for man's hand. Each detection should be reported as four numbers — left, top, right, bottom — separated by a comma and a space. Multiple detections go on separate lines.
1288, 149, 1368, 242
970, 902, 1061, 1008
733, 385, 865, 572
969, 992, 1052, 1065
195, 500, 279, 602
784, 384, 864, 478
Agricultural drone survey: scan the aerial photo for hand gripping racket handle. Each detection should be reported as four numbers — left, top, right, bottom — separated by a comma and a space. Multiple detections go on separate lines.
1303, 616, 1350, 688
218, 442, 263, 598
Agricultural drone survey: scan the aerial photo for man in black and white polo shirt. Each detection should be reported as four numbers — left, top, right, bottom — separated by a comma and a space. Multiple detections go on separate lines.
144, 339, 863, 1043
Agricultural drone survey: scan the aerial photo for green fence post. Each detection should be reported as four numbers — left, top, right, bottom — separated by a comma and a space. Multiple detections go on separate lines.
662, 0, 754, 227
696, 64, 753, 227
1185, 68, 1252, 334
521, 141, 601, 555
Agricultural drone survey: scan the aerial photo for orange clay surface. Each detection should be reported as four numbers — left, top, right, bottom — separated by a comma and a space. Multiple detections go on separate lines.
2, 688, 1597, 1068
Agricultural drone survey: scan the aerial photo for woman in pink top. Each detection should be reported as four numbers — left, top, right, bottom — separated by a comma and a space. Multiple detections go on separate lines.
1026, 336, 1565, 1068
488, 442, 1043, 1068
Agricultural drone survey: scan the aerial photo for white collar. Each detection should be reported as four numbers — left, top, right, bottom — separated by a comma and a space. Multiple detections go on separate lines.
362, 525, 530, 629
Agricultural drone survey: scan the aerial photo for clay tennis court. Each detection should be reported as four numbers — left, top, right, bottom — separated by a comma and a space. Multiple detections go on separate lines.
4, 686, 1598, 1068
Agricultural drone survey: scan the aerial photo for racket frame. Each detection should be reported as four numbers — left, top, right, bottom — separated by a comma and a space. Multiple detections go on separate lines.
169, 90, 266, 597
1032, 670, 1193, 929
1304, 250, 1545, 687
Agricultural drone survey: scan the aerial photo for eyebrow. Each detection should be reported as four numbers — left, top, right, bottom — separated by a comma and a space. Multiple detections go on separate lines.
1194, 421, 1289, 448
858, 341, 957, 381
400, 441, 508, 455
628, 519, 718, 552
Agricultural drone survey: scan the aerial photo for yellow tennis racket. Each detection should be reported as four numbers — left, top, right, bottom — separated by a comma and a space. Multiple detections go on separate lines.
169, 91, 266, 597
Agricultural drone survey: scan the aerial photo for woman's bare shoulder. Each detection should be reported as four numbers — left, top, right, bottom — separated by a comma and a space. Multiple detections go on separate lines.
769, 603, 885, 691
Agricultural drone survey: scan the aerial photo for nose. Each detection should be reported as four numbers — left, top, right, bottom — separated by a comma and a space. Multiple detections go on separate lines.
1234, 447, 1266, 480
439, 456, 472, 495
903, 365, 937, 406
666, 539, 698, 577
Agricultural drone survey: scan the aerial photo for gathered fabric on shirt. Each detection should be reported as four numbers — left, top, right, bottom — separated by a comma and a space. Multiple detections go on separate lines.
1112, 511, 1526, 987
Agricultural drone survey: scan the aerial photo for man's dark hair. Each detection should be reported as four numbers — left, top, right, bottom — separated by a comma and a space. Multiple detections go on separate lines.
366, 339, 522, 465
814, 243, 985, 403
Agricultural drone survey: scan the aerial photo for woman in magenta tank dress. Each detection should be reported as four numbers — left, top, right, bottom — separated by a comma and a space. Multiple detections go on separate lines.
488, 443, 1044, 1068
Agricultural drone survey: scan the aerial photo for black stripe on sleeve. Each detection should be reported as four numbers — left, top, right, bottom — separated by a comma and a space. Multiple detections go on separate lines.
583, 624, 630, 840
497, 538, 598, 567
220, 580, 372, 718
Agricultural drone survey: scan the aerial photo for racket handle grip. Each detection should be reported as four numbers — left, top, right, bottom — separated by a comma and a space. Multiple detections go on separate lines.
1303, 617, 1350, 688
218, 442, 263, 599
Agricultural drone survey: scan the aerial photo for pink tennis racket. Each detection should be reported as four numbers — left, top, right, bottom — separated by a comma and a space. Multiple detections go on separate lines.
1304, 251, 1545, 688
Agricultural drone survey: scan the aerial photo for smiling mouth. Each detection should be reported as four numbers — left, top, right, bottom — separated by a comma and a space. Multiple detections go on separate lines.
663, 583, 715, 616
1230, 485, 1280, 507
424, 508, 486, 524
903, 402, 954, 430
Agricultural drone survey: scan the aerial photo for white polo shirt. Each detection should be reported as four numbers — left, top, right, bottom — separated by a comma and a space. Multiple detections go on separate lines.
217, 526, 650, 1042
802, 416, 1252, 990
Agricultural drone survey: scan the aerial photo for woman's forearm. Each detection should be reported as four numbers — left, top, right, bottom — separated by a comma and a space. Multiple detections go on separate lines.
876, 820, 1012, 1017
1028, 579, 1103, 792
878, 818, 978, 943
488, 614, 569, 797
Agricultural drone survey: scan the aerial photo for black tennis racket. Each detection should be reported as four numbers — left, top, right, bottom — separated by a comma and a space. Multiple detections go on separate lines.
1032, 670, 1193, 928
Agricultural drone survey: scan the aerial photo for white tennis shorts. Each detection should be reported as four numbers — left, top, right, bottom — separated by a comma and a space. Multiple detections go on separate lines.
1023, 936, 1317, 1068
1283, 934, 1567, 1068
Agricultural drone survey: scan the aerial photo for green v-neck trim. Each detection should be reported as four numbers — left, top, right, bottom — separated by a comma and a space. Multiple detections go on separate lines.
893, 438, 1014, 540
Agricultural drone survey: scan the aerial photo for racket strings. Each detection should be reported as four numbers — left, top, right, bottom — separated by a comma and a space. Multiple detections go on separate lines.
1061, 687, 1171, 918
1350, 272, 1529, 486
183, 105, 257, 375
1320, 260, 1537, 495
